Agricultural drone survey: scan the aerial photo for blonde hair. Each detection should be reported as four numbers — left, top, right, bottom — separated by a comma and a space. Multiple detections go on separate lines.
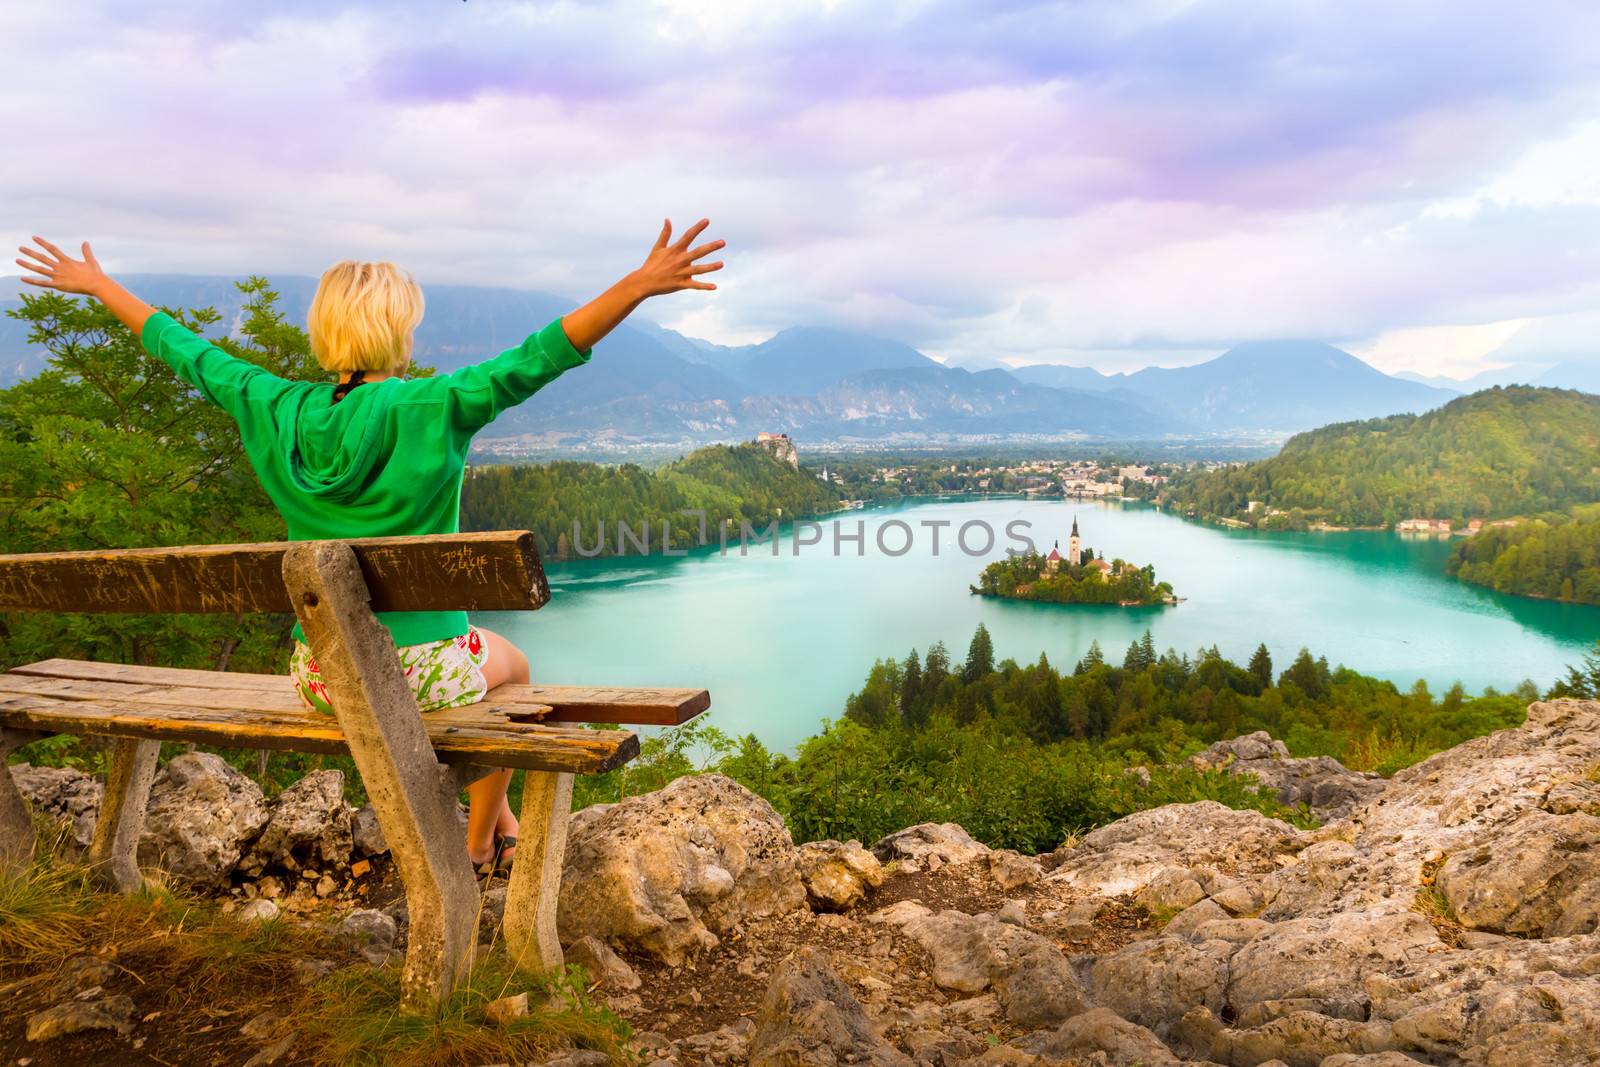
307, 260, 425, 373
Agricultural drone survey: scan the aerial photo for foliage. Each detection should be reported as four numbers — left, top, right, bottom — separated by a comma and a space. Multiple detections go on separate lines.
1162, 387, 1600, 528
1447, 504, 1600, 604
458, 444, 840, 559
973, 549, 1173, 605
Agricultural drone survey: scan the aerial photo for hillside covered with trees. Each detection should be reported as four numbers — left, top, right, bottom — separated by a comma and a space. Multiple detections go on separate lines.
1447, 504, 1600, 604
459, 442, 840, 558
1162, 387, 1600, 529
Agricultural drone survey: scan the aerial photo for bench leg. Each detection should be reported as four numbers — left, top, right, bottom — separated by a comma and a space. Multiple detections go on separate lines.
0, 728, 46, 875
284, 541, 480, 1012
87, 737, 160, 892
504, 769, 574, 974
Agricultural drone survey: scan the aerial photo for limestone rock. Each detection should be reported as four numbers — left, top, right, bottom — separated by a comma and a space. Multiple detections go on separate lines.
239, 769, 354, 877
1045, 801, 1301, 898
748, 947, 912, 1067
237, 898, 280, 923
1088, 936, 1232, 1035
870, 823, 989, 870
1227, 910, 1441, 1018
1190, 731, 1385, 821
1011, 1007, 1180, 1065
1206, 1009, 1396, 1067
9, 763, 103, 848
350, 803, 387, 856
25, 994, 136, 1041
992, 944, 1089, 1028
337, 908, 397, 966
679, 1019, 754, 1066
557, 774, 805, 965
138, 753, 268, 884
1134, 867, 1207, 912
565, 934, 641, 991
1163, 897, 1228, 937
890, 908, 1060, 996
1435, 810, 1600, 936
987, 849, 1041, 890
796, 839, 884, 911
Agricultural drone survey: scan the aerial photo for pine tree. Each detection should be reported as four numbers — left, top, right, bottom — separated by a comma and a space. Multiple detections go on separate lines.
1247, 643, 1274, 691
1139, 630, 1157, 666
963, 623, 996, 682
1123, 638, 1145, 672
1075, 640, 1105, 675
900, 650, 923, 725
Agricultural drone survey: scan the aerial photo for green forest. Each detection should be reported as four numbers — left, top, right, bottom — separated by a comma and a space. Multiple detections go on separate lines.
1448, 504, 1600, 605
972, 549, 1173, 605
458, 444, 839, 559
587, 623, 1567, 854
1161, 387, 1600, 529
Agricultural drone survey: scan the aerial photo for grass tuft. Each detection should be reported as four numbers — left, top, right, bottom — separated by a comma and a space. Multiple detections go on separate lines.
0, 832, 635, 1067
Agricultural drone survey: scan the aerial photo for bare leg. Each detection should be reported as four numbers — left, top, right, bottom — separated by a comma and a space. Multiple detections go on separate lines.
466, 627, 531, 865
466, 769, 513, 866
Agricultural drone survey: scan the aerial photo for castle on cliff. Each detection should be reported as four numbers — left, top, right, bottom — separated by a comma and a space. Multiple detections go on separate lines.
755, 432, 799, 470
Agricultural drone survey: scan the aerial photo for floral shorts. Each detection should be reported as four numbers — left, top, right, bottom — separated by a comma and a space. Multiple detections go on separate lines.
290, 627, 491, 715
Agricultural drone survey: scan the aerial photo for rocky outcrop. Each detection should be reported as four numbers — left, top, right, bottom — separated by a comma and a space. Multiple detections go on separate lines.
238, 769, 354, 877
796, 838, 884, 911
556, 774, 806, 964
138, 753, 269, 884
748, 947, 910, 1067
9, 763, 102, 848
870, 822, 990, 870
1189, 731, 1385, 821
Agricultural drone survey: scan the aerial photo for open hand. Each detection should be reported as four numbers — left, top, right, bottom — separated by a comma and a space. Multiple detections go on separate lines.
632, 218, 724, 297
16, 237, 109, 296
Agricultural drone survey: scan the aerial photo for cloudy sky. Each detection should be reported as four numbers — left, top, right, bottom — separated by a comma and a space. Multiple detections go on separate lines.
5, 1, 1599, 377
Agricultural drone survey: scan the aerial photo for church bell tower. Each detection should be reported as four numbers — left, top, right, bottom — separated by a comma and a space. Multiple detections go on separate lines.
1068, 515, 1082, 566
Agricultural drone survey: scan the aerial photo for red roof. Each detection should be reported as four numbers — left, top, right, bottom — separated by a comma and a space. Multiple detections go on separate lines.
1046, 547, 1061, 561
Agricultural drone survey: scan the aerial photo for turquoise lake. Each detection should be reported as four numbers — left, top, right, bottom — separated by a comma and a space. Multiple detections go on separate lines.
476, 498, 1600, 752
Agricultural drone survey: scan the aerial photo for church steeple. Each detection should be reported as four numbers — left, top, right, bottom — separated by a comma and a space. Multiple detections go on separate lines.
1068, 514, 1082, 566
1071, 515, 1079, 537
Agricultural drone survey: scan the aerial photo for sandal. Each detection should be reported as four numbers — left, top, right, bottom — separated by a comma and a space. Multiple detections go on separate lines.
475, 834, 517, 883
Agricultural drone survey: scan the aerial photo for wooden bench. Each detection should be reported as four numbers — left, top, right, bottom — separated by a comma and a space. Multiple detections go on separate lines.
0, 532, 708, 1009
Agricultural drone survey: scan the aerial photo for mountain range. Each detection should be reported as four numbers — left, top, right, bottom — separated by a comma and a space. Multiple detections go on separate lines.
0, 274, 1501, 445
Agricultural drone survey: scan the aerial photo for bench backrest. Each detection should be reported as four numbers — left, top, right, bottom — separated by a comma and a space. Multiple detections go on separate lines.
0, 531, 548, 615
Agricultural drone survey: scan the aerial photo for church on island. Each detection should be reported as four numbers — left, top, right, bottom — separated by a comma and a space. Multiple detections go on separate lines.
1045, 516, 1115, 577
972, 514, 1173, 606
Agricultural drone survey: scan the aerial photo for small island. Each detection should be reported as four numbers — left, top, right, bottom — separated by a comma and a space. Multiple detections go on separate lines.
972, 517, 1177, 606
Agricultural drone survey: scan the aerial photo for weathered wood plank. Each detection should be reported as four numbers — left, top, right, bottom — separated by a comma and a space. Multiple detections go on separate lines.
9, 660, 710, 726
86, 738, 159, 892
0, 532, 548, 615
0, 671, 550, 725
0, 694, 638, 774
285, 538, 479, 1011
504, 769, 574, 974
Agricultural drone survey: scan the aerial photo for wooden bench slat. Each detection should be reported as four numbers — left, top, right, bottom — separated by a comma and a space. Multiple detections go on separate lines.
10, 660, 710, 727
0, 692, 636, 775
0, 532, 549, 615
0, 671, 550, 724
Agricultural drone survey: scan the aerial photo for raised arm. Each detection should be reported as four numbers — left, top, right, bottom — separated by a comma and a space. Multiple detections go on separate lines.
16, 236, 292, 419
16, 237, 156, 336
438, 218, 726, 432
560, 217, 725, 350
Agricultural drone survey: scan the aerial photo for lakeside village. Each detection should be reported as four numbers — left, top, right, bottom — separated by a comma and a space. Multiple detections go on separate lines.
971, 515, 1178, 607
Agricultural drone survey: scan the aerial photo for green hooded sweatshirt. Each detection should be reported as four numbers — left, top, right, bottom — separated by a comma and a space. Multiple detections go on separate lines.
140, 311, 591, 646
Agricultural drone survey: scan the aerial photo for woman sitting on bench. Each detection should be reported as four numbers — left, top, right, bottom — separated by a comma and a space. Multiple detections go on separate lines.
14, 222, 725, 877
